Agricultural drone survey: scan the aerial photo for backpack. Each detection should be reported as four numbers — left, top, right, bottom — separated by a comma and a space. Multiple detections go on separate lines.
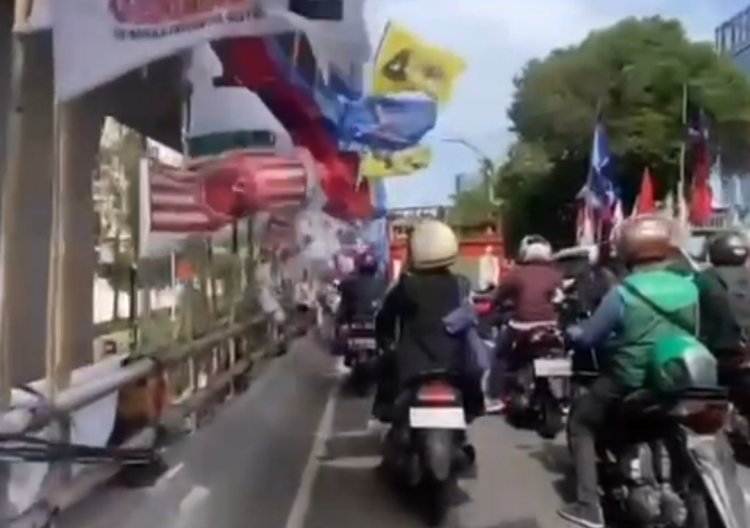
621, 279, 718, 393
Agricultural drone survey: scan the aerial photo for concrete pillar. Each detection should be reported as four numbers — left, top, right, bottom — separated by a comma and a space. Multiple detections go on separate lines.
0, 3, 11, 199
52, 98, 103, 389
0, 28, 102, 386
0, 31, 55, 387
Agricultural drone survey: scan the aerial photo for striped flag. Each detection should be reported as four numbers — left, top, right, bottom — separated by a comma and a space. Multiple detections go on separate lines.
140, 149, 314, 257
219, 151, 312, 211
146, 160, 231, 234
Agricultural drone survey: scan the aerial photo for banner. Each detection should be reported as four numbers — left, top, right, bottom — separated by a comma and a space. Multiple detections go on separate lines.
52, 1, 343, 101
51, 1, 372, 101
373, 22, 467, 106
361, 146, 432, 178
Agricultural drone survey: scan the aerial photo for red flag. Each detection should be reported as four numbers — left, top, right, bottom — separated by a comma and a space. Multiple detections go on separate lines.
634, 167, 656, 215
689, 138, 713, 225
213, 37, 374, 220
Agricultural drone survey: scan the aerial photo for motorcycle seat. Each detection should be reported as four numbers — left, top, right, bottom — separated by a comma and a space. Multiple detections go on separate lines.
508, 320, 558, 331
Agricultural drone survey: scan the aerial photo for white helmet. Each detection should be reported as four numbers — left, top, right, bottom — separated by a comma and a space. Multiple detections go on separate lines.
409, 220, 458, 270
522, 241, 553, 262
518, 234, 550, 261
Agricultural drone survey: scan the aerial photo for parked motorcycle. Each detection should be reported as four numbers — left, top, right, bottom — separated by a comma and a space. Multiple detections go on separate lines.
381, 370, 473, 526
505, 321, 572, 439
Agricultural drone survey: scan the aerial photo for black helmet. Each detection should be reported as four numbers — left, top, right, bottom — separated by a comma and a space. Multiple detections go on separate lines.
707, 232, 749, 266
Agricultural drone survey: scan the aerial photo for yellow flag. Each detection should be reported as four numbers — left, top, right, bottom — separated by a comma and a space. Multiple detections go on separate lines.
373, 22, 467, 106
361, 146, 433, 178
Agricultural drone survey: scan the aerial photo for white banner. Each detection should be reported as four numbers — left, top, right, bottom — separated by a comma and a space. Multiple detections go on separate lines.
52, 1, 289, 101
52, 1, 371, 102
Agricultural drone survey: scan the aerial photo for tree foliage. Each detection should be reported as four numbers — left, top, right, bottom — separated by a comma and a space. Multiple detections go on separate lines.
497, 16, 750, 247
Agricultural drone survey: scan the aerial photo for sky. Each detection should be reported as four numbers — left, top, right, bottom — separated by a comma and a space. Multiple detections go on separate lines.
364, 0, 750, 209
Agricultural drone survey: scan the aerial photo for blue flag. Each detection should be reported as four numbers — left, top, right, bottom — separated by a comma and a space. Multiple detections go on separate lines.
583, 121, 618, 211
338, 93, 437, 151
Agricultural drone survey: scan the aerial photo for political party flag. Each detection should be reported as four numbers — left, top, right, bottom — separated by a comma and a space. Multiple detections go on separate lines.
361, 146, 433, 178
373, 22, 466, 106
337, 92, 437, 151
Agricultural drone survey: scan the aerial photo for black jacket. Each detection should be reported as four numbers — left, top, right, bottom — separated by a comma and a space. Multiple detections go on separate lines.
338, 273, 387, 322
696, 266, 750, 359
376, 270, 467, 384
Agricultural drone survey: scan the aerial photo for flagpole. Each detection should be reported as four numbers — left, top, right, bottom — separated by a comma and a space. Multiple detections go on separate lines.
679, 83, 687, 217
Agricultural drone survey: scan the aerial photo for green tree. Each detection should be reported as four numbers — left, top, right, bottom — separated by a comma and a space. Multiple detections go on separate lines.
508, 17, 750, 215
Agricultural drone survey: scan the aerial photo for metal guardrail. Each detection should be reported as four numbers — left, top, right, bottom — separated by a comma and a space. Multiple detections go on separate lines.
1, 310, 286, 527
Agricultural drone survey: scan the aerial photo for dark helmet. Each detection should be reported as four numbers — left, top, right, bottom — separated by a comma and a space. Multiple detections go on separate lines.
616, 215, 673, 266
707, 232, 749, 266
356, 250, 378, 274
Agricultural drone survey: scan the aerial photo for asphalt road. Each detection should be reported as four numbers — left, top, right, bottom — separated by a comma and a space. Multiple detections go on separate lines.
59, 335, 750, 528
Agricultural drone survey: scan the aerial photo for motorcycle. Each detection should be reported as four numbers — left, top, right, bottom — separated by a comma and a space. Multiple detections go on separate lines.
571, 351, 746, 528
340, 315, 379, 396
505, 321, 572, 439
381, 370, 473, 526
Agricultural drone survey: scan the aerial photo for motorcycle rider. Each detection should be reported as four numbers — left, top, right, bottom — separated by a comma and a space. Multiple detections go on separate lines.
337, 250, 387, 325
373, 219, 484, 422
486, 236, 564, 411
558, 215, 700, 528
573, 242, 618, 314
695, 232, 750, 407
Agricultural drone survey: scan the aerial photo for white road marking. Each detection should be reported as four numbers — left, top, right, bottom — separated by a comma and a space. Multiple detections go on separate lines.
163, 462, 185, 482
283, 387, 338, 528
178, 485, 210, 513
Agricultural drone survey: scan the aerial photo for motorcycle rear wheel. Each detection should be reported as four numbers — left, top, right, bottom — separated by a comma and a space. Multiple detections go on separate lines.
423, 477, 451, 526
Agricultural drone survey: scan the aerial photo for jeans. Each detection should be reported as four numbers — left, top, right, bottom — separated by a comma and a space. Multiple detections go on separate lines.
568, 376, 628, 507
486, 325, 515, 399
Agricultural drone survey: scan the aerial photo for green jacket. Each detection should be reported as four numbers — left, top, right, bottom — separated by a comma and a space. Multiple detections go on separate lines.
604, 269, 699, 388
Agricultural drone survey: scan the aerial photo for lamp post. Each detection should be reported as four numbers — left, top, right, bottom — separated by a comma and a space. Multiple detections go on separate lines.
443, 137, 502, 206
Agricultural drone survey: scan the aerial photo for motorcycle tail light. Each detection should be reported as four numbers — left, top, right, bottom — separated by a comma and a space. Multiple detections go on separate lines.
417, 382, 458, 404
474, 301, 491, 315
675, 400, 728, 434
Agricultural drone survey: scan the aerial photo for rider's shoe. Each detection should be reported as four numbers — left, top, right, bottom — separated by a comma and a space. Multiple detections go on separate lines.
485, 398, 506, 414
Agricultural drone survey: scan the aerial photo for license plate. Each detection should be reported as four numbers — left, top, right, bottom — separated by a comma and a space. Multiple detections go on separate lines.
348, 338, 375, 349
534, 358, 572, 377
409, 407, 466, 429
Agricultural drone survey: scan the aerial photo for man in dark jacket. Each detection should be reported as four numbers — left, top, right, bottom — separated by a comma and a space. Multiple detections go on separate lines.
697, 233, 750, 402
574, 242, 618, 314
337, 251, 387, 323
374, 220, 483, 422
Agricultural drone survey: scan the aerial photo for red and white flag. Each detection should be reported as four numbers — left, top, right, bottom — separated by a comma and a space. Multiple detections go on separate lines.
140, 148, 315, 257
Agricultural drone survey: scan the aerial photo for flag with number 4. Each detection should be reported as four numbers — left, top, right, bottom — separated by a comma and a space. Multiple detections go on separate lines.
372, 22, 467, 106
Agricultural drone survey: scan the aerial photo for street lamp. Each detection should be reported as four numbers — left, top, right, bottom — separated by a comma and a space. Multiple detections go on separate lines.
442, 137, 502, 205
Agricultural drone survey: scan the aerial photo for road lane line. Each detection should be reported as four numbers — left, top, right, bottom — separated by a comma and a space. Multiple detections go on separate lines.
178, 485, 210, 513
284, 387, 338, 528
163, 462, 185, 482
